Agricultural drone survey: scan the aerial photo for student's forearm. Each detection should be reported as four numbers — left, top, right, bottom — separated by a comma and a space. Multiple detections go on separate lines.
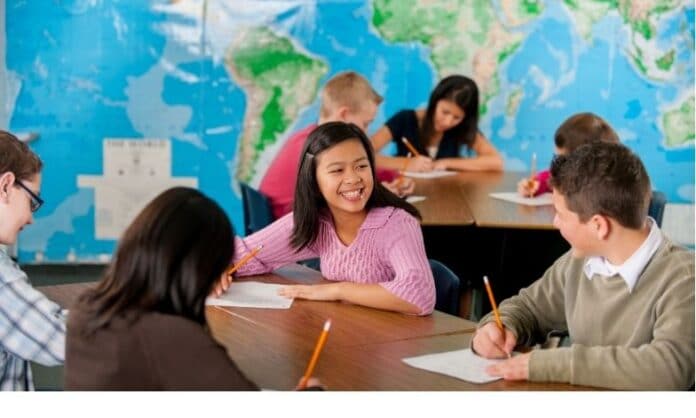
437, 155, 503, 172
375, 154, 408, 171
335, 282, 421, 314
529, 341, 694, 390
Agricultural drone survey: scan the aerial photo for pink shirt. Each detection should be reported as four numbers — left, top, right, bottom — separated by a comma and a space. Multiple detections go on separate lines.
259, 124, 400, 219
259, 124, 317, 219
233, 206, 436, 315
533, 169, 552, 196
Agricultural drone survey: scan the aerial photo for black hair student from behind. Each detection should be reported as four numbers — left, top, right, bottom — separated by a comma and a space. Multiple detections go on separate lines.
65, 187, 321, 390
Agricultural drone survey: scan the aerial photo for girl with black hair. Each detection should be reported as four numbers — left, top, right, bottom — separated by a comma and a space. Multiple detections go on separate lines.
217, 122, 436, 316
371, 75, 503, 173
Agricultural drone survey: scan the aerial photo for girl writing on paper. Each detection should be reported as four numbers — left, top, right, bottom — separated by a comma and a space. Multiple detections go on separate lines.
370, 75, 503, 173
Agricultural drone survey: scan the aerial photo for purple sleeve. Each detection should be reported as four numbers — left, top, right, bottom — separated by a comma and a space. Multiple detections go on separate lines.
534, 170, 552, 196
233, 213, 319, 276
379, 212, 436, 315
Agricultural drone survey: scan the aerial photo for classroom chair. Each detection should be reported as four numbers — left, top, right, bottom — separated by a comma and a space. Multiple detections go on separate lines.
649, 190, 667, 227
239, 182, 274, 236
429, 259, 461, 316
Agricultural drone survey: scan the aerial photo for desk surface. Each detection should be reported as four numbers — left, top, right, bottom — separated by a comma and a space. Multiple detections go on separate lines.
38, 264, 590, 391
459, 171, 557, 230
411, 174, 475, 226
413, 171, 556, 230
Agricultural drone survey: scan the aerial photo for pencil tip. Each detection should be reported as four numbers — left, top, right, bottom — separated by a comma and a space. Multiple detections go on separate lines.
325, 318, 332, 330
483, 275, 489, 284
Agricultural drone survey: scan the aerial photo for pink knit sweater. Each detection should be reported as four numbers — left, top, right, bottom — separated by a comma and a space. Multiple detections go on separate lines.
233, 206, 436, 315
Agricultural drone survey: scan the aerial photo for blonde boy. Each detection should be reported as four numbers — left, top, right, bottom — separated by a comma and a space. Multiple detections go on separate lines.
259, 71, 414, 219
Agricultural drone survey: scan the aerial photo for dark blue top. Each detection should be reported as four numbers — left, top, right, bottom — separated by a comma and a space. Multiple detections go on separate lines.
385, 109, 469, 159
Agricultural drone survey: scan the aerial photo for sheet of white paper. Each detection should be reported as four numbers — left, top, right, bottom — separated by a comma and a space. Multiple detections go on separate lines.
406, 195, 427, 204
489, 192, 553, 206
402, 348, 506, 384
404, 170, 457, 179
205, 282, 293, 309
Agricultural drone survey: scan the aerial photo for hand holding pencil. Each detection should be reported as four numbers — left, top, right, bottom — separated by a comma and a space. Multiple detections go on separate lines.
517, 152, 540, 197
401, 137, 433, 172
212, 244, 263, 296
471, 276, 516, 359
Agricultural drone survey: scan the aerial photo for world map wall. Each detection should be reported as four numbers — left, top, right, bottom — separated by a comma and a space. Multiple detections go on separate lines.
2, 0, 693, 262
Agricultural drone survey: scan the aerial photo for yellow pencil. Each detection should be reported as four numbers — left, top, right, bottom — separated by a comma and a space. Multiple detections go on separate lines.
483, 275, 511, 358
298, 318, 332, 389
401, 136, 421, 157
224, 244, 263, 278
523, 153, 538, 197
529, 152, 537, 180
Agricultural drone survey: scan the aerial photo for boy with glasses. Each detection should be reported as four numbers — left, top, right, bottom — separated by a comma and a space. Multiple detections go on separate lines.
0, 130, 65, 390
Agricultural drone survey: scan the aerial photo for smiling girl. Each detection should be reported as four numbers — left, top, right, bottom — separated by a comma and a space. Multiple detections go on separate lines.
218, 122, 436, 315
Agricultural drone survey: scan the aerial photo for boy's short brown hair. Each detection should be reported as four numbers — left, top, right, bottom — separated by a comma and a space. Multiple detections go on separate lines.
554, 112, 620, 152
0, 130, 43, 181
550, 142, 651, 229
319, 71, 383, 118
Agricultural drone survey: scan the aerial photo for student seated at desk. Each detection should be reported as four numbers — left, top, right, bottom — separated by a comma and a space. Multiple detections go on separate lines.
473, 142, 694, 390
216, 122, 436, 316
0, 131, 65, 391
518, 112, 619, 197
370, 75, 503, 173
65, 187, 320, 390
260, 71, 415, 220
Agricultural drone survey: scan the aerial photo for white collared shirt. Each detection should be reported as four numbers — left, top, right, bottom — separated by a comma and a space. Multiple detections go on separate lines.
583, 217, 663, 292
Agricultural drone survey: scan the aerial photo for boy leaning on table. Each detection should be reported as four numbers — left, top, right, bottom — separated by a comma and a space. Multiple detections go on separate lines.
472, 142, 694, 390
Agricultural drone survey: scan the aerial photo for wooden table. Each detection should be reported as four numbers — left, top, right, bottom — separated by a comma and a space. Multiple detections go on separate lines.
411, 174, 475, 226
458, 171, 557, 230
412, 171, 567, 311
38, 264, 589, 391
412, 171, 556, 229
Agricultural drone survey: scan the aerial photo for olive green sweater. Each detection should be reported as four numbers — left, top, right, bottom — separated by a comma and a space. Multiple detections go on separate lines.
479, 237, 694, 390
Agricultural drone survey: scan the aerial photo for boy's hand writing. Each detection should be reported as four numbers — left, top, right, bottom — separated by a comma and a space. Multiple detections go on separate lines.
472, 322, 517, 359
485, 352, 531, 381
383, 177, 415, 197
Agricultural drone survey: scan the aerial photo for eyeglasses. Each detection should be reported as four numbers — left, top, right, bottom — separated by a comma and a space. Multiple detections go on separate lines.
14, 180, 44, 212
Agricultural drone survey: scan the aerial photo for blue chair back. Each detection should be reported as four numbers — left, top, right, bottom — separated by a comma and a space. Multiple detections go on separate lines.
649, 191, 667, 227
240, 182, 274, 236
429, 259, 461, 316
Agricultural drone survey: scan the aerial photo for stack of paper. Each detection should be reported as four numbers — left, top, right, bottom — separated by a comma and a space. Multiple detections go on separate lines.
402, 348, 507, 384
404, 170, 457, 179
206, 282, 293, 309
406, 195, 427, 204
489, 192, 553, 206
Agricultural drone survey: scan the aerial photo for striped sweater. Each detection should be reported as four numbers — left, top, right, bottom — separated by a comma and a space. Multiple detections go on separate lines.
233, 206, 436, 315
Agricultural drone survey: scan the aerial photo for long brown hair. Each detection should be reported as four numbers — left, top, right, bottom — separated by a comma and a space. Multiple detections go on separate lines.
78, 187, 234, 335
420, 75, 480, 149
291, 122, 421, 251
